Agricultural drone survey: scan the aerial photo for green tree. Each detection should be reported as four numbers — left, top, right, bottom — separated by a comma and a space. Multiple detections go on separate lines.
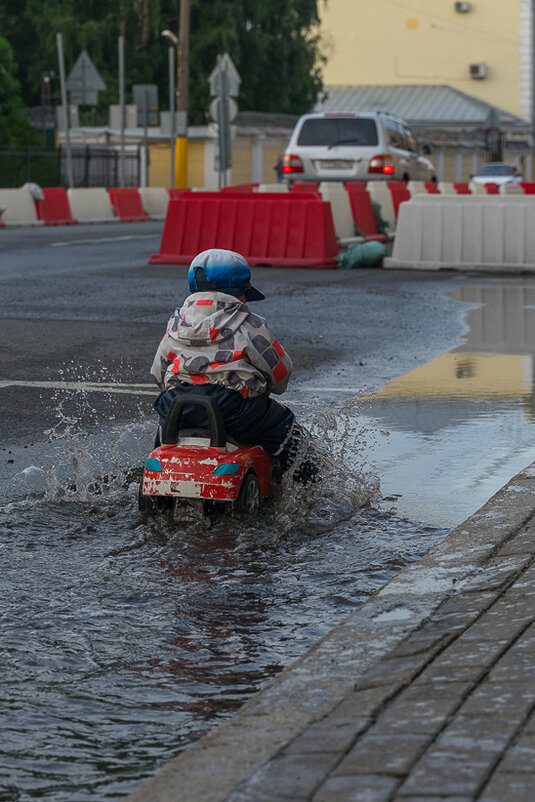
0, 36, 40, 146
0, 0, 325, 124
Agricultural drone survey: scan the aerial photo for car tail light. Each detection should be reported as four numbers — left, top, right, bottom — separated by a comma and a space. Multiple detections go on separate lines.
369, 155, 395, 175
283, 154, 304, 174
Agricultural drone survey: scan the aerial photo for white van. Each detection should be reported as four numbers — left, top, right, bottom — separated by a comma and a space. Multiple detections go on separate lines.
283, 111, 435, 184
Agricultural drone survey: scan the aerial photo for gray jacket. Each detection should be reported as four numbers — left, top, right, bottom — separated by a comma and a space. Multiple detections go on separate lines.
150, 292, 293, 398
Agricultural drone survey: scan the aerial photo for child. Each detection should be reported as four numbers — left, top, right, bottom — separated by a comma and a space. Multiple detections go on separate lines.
150, 248, 308, 476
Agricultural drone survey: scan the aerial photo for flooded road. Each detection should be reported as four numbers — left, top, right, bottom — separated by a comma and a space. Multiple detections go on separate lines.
359, 282, 535, 526
4, 236, 535, 801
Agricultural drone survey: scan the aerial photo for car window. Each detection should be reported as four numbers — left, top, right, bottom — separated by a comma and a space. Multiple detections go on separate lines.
385, 118, 401, 148
477, 164, 513, 176
296, 118, 379, 147
403, 125, 418, 153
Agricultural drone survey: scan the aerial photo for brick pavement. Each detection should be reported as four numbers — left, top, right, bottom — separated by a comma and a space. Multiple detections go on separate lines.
227, 518, 535, 802
125, 465, 535, 802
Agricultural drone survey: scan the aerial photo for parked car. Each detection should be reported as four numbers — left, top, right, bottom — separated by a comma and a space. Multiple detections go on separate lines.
283, 111, 436, 184
471, 162, 522, 187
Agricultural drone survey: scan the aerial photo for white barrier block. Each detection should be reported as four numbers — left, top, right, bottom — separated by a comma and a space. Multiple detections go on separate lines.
139, 187, 170, 219
257, 184, 289, 193
366, 182, 396, 233
0, 188, 42, 226
469, 182, 487, 195
385, 194, 535, 272
438, 182, 456, 195
407, 181, 427, 195
67, 188, 118, 223
501, 183, 525, 195
318, 181, 355, 239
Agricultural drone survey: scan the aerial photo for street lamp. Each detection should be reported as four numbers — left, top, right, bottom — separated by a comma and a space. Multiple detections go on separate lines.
160, 0, 190, 188
161, 29, 178, 188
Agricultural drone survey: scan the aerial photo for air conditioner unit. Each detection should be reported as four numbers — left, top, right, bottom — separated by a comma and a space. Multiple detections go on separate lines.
455, 1, 471, 12
470, 63, 488, 80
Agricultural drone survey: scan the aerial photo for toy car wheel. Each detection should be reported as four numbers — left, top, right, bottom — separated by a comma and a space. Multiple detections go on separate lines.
236, 471, 260, 515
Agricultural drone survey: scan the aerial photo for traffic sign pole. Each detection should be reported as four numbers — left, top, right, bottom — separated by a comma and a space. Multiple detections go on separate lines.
56, 32, 74, 189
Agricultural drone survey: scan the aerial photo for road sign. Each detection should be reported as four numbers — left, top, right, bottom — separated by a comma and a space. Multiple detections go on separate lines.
208, 53, 241, 98
66, 51, 106, 105
209, 97, 238, 124
208, 54, 241, 182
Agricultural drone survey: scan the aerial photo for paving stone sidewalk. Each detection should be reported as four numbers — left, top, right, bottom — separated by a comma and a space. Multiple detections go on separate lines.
227, 518, 535, 802
125, 465, 535, 802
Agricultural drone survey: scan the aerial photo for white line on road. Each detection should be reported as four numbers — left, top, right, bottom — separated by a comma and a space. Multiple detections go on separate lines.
49, 234, 160, 247
0, 380, 362, 395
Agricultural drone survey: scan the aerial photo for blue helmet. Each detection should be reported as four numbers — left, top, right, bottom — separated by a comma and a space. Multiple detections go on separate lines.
187, 249, 265, 302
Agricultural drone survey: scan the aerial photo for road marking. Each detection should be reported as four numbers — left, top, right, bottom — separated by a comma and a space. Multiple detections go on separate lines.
49, 233, 160, 247
0, 380, 363, 396
0, 380, 156, 396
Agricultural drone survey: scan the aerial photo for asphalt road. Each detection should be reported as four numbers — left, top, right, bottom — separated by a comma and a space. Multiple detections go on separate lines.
0, 222, 469, 495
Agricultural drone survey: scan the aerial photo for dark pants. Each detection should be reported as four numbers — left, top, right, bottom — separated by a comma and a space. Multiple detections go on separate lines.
154, 383, 297, 468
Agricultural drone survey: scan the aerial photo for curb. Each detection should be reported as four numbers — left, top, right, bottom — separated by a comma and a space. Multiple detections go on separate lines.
123, 462, 535, 802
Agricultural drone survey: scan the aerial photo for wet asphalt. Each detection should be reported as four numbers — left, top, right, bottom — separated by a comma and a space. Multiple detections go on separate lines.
0, 221, 473, 492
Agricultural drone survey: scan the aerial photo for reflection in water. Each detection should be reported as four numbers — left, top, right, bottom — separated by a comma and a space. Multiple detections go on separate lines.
359, 282, 535, 526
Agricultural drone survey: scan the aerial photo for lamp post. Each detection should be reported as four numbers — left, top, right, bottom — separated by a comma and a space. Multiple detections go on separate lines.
161, 30, 177, 189
161, 0, 190, 189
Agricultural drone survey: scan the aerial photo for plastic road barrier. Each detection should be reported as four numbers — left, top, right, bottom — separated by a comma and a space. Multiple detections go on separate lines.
520, 182, 535, 194
221, 183, 259, 193
425, 182, 440, 194
485, 182, 500, 194
139, 187, 169, 219
454, 183, 472, 194
438, 182, 456, 195
346, 182, 368, 192
469, 182, 487, 195
388, 181, 411, 217
346, 185, 387, 242
319, 181, 355, 239
108, 188, 151, 222
35, 187, 77, 225
366, 182, 396, 232
67, 188, 118, 223
384, 194, 535, 272
291, 182, 319, 193
0, 188, 43, 226
256, 184, 289, 193
149, 192, 338, 269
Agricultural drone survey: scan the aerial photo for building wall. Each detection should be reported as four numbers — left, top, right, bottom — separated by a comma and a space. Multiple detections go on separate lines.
320, 0, 526, 119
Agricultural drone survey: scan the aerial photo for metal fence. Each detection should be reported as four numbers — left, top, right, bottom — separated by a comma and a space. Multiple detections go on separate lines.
60, 145, 141, 188
0, 145, 141, 188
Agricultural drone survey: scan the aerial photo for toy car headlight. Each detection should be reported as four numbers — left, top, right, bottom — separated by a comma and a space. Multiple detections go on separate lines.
145, 458, 163, 472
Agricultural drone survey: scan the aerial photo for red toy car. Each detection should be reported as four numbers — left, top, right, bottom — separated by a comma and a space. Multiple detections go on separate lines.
138, 394, 276, 517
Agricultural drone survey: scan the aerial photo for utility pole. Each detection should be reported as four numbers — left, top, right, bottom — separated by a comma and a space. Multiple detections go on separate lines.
168, 46, 176, 188
176, 0, 190, 187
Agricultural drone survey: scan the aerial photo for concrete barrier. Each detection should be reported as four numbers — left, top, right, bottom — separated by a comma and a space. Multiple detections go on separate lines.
67, 188, 118, 223
0, 188, 42, 226
139, 187, 169, 220
319, 181, 355, 239
501, 183, 525, 195
384, 194, 535, 272
366, 182, 396, 232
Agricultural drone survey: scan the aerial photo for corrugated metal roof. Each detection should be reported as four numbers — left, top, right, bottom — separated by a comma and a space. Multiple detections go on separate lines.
314, 84, 526, 128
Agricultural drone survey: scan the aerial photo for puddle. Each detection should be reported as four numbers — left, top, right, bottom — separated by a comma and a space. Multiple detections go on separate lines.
358, 281, 535, 526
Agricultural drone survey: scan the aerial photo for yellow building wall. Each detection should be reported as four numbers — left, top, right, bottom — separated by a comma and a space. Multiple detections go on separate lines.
262, 146, 284, 183
320, 0, 524, 117
372, 352, 531, 400
148, 141, 205, 188
230, 145, 253, 184
187, 141, 205, 187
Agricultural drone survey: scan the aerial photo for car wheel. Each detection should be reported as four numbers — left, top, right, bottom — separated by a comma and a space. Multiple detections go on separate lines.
236, 471, 260, 515
402, 173, 410, 182
138, 479, 172, 513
